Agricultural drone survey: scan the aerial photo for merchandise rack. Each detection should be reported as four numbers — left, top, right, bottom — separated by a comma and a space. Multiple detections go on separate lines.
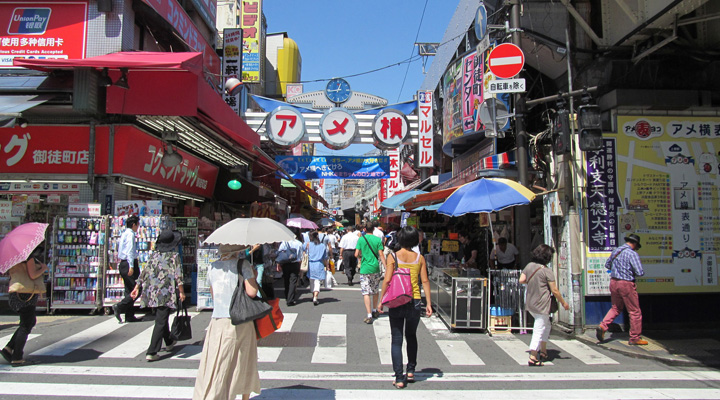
196, 246, 219, 310
173, 217, 198, 300
50, 215, 107, 313
103, 215, 166, 312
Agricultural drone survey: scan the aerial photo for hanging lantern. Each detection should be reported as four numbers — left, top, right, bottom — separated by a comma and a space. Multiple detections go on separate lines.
227, 179, 242, 190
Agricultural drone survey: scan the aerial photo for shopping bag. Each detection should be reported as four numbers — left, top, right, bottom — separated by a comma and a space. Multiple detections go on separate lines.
329, 259, 336, 274
171, 305, 192, 341
325, 271, 334, 289
254, 297, 284, 339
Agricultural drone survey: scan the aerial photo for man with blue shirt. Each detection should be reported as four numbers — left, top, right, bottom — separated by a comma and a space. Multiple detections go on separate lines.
596, 234, 647, 345
113, 216, 141, 323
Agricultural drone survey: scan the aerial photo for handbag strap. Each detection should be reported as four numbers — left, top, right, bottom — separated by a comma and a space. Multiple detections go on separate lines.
527, 265, 543, 283
362, 235, 378, 259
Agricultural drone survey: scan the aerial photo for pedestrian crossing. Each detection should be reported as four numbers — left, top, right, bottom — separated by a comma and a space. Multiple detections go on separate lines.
6, 312, 621, 368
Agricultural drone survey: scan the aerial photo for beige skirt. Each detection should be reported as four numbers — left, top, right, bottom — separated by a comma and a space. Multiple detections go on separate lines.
193, 318, 261, 400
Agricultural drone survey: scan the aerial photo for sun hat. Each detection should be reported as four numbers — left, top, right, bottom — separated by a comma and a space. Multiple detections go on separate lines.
156, 230, 182, 253
624, 233, 642, 249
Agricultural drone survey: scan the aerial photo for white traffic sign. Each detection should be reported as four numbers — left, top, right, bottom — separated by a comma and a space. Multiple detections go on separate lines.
488, 78, 526, 93
487, 43, 525, 79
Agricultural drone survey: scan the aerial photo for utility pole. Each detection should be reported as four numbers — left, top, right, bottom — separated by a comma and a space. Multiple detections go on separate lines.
511, 0, 532, 268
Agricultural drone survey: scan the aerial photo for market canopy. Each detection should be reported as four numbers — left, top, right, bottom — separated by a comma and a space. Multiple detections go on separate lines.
13, 51, 204, 74
380, 190, 427, 211
401, 187, 460, 210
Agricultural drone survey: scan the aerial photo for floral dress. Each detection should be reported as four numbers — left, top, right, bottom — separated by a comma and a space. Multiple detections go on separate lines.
136, 251, 183, 309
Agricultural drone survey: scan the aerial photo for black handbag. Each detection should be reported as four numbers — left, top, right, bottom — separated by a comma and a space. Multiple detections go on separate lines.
275, 244, 298, 264
229, 259, 273, 325
171, 305, 192, 341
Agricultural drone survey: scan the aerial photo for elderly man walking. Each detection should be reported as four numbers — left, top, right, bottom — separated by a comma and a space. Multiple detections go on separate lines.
596, 234, 647, 345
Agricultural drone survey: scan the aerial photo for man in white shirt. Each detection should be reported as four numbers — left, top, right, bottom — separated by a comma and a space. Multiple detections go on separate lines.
372, 221, 384, 239
490, 237, 519, 269
339, 226, 359, 285
113, 216, 141, 323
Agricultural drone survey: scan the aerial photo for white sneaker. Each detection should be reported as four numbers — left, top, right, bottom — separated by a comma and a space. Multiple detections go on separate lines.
165, 340, 177, 352
145, 354, 159, 362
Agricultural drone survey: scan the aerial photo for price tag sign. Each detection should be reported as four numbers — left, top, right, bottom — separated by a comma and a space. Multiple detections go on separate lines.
442, 240, 460, 252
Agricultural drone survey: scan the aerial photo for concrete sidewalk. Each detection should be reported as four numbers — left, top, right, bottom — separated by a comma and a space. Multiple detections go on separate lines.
573, 327, 720, 367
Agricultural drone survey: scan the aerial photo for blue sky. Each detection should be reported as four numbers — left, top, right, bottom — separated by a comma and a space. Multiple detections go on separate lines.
263, 0, 457, 157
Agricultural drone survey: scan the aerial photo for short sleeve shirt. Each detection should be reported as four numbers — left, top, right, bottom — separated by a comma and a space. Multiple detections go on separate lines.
356, 234, 383, 274
522, 262, 556, 315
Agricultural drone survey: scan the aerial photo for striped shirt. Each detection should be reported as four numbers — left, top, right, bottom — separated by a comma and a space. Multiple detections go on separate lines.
605, 243, 644, 281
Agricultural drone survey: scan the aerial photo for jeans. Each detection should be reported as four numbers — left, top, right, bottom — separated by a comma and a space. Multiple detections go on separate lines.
389, 299, 421, 380
281, 262, 300, 304
147, 306, 174, 355
5, 295, 37, 361
528, 311, 551, 351
117, 259, 140, 318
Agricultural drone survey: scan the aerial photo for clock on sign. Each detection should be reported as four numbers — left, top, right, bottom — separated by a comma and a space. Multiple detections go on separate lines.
325, 78, 352, 104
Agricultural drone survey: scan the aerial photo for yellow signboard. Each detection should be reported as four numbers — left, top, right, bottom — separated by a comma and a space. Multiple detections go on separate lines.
441, 240, 459, 252
240, 0, 262, 83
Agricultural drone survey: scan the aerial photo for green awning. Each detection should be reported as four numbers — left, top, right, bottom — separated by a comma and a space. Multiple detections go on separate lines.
281, 179, 296, 188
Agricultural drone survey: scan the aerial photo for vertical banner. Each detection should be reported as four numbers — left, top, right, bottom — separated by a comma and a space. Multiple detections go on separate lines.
222, 28, 242, 114
461, 54, 475, 133
417, 90, 433, 167
379, 178, 387, 204
240, 0, 262, 83
473, 51, 485, 132
586, 138, 621, 252
387, 149, 403, 198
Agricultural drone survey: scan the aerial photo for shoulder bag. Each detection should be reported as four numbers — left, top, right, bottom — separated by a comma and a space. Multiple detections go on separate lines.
170, 303, 192, 341
299, 243, 309, 273
229, 259, 273, 325
381, 252, 413, 308
362, 235, 379, 260
276, 242, 298, 264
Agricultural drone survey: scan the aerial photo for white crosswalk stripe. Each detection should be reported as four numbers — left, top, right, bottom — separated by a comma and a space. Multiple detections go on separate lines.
5, 311, 633, 367
30, 318, 124, 357
0, 333, 40, 345
311, 314, 346, 364
549, 339, 619, 365
100, 312, 199, 359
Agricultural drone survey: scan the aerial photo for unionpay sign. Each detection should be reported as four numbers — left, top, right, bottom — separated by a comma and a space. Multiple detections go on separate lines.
0, 1, 88, 67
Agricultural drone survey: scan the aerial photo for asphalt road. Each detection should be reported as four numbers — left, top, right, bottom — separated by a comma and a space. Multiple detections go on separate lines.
0, 275, 719, 399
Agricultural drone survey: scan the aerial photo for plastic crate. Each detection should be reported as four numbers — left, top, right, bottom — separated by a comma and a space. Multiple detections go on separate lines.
490, 306, 514, 316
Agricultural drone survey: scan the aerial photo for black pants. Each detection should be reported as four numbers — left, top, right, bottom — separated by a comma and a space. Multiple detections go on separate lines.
389, 299, 422, 380
117, 259, 140, 318
147, 306, 174, 355
281, 262, 300, 305
5, 294, 37, 362
342, 250, 357, 282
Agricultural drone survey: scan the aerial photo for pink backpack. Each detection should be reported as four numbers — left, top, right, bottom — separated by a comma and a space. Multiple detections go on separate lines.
381, 252, 413, 308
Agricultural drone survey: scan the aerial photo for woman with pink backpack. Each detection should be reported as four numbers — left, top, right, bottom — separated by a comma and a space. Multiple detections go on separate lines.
377, 226, 432, 389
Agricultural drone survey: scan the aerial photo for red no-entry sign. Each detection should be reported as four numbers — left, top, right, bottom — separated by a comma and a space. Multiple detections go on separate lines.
488, 43, 525, 79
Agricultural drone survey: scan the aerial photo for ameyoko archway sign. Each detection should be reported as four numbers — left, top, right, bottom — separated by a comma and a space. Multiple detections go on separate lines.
488, 43, 525, 79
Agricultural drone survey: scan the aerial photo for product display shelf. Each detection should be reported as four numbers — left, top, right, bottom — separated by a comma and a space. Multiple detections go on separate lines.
196, 247, 219, 310
103, 215, 163, 309
173, 217, 198, 299
428, 266, 488, 331
50, 215, 107, 313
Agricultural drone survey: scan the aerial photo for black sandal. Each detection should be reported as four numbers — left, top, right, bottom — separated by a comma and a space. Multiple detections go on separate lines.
393, 380, 407, 389
539, 351, 548, 361
528, 356, 544, 367
406, 372, 415, 383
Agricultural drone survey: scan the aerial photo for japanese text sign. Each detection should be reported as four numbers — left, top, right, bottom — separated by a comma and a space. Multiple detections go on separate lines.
112, 126, 218, 198
462, 53, 476, 133
0, 200, 11, 221
372, 109, 409, 149
417, 90, 433, 167
387, 149, 403, 197
0, 1, 87, 67
0, 126, 108, 175
240, 0, 262, 83
275, 156, 389, 180
319, 108, 358, 150
222, 28, 242, 113
68, 203, 101, 217
586, 138, 620, 252
267, 106, 305, 147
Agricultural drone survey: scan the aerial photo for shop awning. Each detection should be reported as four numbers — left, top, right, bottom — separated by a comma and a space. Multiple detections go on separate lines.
402, 186, 461, 210
0, 94, 54, 117
380, 190, 427, 211
13, 51, 204, 74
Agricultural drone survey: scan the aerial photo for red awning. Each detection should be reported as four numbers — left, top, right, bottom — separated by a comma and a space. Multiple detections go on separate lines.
402, 186, 460, 210
13, 51, 203, 75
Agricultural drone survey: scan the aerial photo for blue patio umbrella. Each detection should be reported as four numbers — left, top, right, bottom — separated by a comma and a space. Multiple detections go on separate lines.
380, 190, 427, 211
437, 178, 535, 217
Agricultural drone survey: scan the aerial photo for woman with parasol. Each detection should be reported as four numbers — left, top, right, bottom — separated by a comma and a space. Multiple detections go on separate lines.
0, 223, 49, 367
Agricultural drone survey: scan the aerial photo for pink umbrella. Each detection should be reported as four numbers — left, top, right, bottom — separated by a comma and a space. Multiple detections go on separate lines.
0, 222, 49, 273
285, 217, 318, 230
